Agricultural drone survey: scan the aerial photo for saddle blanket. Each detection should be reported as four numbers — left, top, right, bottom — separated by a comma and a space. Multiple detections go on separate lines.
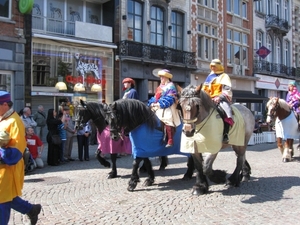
130, 121, 188, 159
97, 127, 132, 154
275, 112, 299, 140
180, 106, 245, 154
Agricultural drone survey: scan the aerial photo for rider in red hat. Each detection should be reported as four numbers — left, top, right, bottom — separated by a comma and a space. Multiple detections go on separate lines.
122, 78, 138, 99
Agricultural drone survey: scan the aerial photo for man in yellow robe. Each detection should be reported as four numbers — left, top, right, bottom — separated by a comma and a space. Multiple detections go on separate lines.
0, 91, 41, 225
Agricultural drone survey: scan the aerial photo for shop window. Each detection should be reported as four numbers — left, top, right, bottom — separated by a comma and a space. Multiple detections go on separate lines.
148, 80, 159, 98
0, 0, 11, 19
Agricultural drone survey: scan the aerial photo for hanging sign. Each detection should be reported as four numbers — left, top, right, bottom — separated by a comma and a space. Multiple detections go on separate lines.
19, 0, 34, 14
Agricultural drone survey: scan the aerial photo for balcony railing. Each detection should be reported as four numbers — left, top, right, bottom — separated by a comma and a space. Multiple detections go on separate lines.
265, 14, 290, 35
119, 40, 196, 67
32, 15, 75, 36
253, 59, 296, 77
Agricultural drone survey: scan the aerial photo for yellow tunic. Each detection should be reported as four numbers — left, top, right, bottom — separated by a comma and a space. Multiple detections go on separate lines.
0, 111, 26, 203
202, 73, 232, 100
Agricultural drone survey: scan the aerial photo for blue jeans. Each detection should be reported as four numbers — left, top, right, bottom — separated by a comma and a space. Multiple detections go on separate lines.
0, 196, 32, 225
60, 140, 66, 161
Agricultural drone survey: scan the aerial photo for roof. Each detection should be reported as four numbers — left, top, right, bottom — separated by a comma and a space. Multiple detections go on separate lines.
232, 90, 269, 103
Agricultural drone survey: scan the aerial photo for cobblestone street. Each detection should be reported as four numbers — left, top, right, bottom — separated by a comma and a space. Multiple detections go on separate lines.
8, 142, 300, 225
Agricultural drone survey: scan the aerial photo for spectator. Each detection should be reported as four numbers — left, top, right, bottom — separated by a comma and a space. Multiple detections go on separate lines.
0, 91, 41, 225
21, 107, 37, 129
77, 121, 91, 161
25, 127, 44, 168
63, 106, 76, 161
57, 112, 68, 163
46, 109, 63, 166
253, 119, 262, 134
33, 105, 47, 141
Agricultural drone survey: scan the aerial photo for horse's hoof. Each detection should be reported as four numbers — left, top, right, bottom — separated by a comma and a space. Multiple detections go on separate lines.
182, 174, 192, 180
241, 175, 250, 182
143, 178, 154, 186
158, 166, 166, 171
192, 185, 208, 195
127, 180, 138, 191
107, 171, 117, 179
226, 179, 240, 187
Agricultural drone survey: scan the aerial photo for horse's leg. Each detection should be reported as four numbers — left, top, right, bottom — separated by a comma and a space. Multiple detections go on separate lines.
159, 156, 168, 171
277, 137, 284, 155
96, 150, 111, 168
282, 139, 293, 163
203, 153, 227, 184
241, 159, 251, 182
227, 146, 245, 187
107, 154, 117, 178
142, 158, 155, 187
182, 155, 194, 180
139, 160, 147, 173
128, 157, 143, 191
191, 153, 209, 195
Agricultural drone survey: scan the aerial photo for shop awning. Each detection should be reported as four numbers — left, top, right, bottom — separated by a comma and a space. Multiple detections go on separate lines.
232, 90, 268, 103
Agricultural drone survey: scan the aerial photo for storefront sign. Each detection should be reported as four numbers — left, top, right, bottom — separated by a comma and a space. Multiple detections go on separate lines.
255, 74, 291, 91
31, 92, 73, 97
65, 75, 106, 85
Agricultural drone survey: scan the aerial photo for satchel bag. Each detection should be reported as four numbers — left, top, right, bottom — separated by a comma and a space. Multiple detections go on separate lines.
51, 134, 62, 145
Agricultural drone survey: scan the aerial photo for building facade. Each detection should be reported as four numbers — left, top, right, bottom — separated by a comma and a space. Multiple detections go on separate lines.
253, 0, 298, 118
0, 0, 26, 112
26, 0, 116, 111
114, 0, 197, 101
190, 0, 264, 111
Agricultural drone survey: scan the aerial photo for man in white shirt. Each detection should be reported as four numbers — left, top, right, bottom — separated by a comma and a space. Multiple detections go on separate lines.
21, 107, 37, 129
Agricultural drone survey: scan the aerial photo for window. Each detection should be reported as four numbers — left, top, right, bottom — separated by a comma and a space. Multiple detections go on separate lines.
0, 0, 11, 19
227, 0, 232, 12
233, 0, 240, 16
0, 72, 12, 93
256, 31, 263, 49
275, 38, 281, 64
197, 23, 218, 60
275, 0, 280, 17
171, 11, 183, 50
150, 6, 164, 46
267, 0, 272, 15
242, 2, 247, 18
228, 29, 248, 67
128, 0, 143, 42
266, 35, 272, 62
284, 40, 289, 66
255, 0, 262, 12
283, 0, 288, 21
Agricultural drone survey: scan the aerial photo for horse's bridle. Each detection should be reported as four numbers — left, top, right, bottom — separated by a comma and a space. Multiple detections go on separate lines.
179, 95, 200, 124
267, 98, 279, 118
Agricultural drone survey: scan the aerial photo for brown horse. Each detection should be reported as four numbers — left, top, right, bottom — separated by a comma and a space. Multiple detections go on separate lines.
177, 84, 253, 195
266, 97, 299, 162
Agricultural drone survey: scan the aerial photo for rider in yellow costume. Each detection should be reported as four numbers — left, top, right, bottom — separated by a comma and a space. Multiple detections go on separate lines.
202, 59, 234, 143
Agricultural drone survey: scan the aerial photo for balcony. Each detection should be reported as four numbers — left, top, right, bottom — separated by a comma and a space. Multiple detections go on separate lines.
253, 59, 296, 77
118, 40, 196, 68
32, 15, 112, 42
265, 14, 290, 36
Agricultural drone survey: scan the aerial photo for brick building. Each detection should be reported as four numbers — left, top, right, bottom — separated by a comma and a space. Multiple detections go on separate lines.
0, 0, 26, 111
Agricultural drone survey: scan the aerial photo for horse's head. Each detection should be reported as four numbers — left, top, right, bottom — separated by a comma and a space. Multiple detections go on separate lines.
266, 97, 280, 123
74, 99, 90, 130
106, 101, 122, 141
177, 84, 203, 137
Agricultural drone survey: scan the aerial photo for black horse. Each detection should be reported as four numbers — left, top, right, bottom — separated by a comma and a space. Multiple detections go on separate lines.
75, 100, 170, 179
107, 99, 194, 191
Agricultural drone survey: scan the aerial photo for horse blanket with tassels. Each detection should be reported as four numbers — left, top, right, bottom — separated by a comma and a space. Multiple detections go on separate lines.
129, 119, 188, 158
180, 106, 245, 154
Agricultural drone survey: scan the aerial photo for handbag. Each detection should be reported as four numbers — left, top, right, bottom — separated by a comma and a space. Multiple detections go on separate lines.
51, 134, 62, 145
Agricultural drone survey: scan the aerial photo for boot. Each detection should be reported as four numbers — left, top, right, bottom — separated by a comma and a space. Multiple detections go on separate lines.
165, 126, 174, 148
27, 204, 42, 225
223, 122, 230, 144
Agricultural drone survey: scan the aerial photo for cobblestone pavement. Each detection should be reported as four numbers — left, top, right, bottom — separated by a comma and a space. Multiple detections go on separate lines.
8, 141, 300, 225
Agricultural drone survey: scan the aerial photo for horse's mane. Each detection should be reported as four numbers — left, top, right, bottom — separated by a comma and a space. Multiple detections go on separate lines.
179, 84, 215, 112
267, 97, 290, 112
110, 99, 157, 132
84, 102, 108, 132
